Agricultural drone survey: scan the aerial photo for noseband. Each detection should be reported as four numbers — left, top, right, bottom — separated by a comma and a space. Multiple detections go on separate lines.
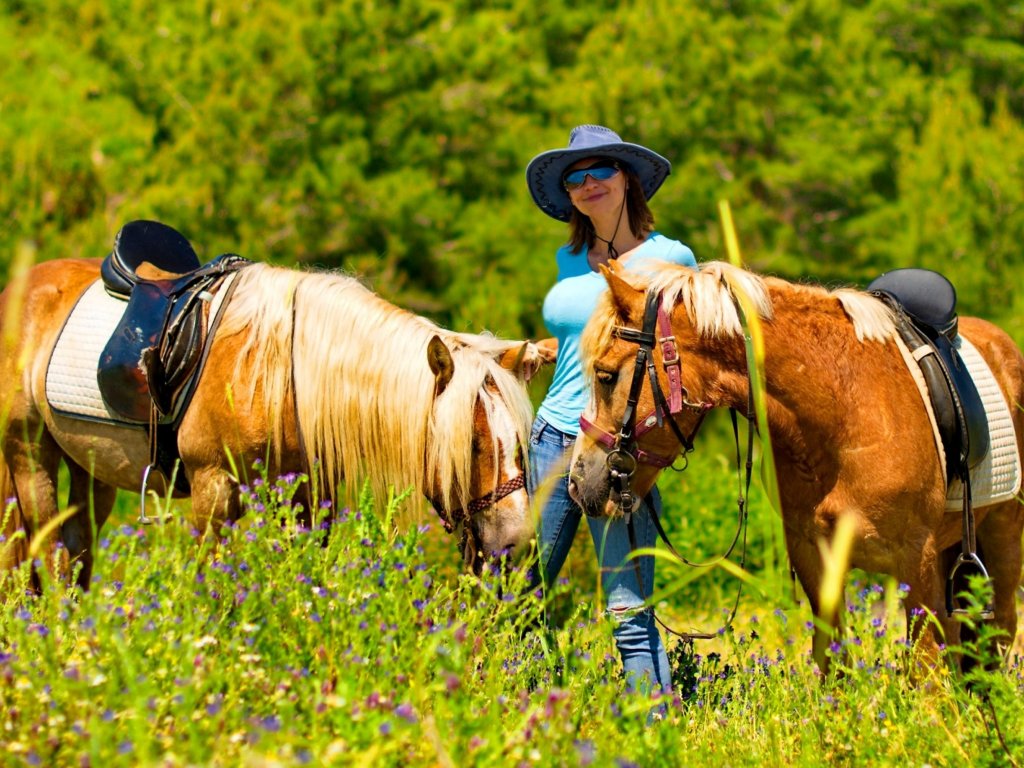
578, 290, 713, 513
430, 472, 527, 535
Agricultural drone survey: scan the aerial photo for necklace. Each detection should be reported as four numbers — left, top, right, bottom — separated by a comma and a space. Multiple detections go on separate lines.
593, 191, 628, 261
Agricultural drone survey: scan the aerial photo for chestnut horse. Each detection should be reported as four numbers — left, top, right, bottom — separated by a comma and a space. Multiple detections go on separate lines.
0, 258, 549, 589
570, 260, 1024, 670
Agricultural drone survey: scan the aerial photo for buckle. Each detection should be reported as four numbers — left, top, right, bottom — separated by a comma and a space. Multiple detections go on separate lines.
659, 336, 680, 366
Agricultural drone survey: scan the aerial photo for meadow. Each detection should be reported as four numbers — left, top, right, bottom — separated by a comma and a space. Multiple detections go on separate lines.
4, 2, 1024, 765
2, 428, 1022, 767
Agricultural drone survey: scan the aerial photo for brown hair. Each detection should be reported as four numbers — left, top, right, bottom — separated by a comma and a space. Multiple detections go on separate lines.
566, 164, 656, 254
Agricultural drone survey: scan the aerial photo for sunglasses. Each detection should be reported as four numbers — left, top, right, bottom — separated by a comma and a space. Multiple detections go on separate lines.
562, 162, 620, 190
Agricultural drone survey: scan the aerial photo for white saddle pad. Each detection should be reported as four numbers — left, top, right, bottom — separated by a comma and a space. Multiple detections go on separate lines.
46, 281, 134, 423
894, 333, 1022, 510
45, 276, 236, 424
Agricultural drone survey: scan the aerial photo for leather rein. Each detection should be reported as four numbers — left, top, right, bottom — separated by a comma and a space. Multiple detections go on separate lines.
579, 288, 757, 640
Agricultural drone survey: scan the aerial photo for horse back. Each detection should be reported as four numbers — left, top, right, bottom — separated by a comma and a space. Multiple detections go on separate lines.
0, 259, 101, 402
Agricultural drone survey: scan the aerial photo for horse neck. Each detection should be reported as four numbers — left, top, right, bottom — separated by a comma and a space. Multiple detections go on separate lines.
712, 283, 846, 482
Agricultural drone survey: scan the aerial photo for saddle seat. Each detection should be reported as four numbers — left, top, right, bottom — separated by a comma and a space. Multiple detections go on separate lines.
101, 220, 202, 299
868, 267, 989, 483
96, 220, 251, 492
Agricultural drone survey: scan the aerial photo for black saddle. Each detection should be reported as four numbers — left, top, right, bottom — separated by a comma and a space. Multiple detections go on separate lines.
96, 220, 251, 491
101, 220, 203, 299
868, 268, 989, 483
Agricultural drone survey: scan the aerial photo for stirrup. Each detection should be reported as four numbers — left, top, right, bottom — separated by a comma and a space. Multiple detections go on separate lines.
945, 551, 995, 619
138, 464, 167, 525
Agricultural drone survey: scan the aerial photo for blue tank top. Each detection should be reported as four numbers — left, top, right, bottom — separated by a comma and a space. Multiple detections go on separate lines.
537, 232, 697, 434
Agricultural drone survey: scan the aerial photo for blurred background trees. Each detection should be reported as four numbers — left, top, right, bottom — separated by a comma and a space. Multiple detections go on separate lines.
2, 0, 1023, 345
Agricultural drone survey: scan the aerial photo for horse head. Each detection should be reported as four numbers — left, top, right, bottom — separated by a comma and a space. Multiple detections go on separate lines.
425, 335, 552, 574
568, 260, 732, 518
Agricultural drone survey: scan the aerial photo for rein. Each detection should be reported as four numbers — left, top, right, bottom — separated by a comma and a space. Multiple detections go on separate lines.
583, 289, 757, 641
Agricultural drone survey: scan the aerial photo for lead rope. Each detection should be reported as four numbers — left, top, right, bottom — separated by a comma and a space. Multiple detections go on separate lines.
627, 378, 756, 642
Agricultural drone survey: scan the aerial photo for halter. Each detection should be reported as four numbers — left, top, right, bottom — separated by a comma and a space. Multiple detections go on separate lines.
430, 472, 527, 535
578, 290, 714, 513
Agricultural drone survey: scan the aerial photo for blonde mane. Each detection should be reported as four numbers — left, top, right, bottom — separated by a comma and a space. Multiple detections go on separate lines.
217, 264, 533, 511
582, 260, 894, 367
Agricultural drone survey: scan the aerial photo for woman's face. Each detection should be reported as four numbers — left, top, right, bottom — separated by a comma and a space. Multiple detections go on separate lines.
564, 156, 625, 220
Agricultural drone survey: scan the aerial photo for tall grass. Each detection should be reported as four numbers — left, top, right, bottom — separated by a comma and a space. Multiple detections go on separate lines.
2, 214, 1023, 765
1, 462, 1022, 767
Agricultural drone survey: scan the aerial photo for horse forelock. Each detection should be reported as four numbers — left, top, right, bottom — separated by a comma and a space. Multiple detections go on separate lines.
220, 264, 530, 511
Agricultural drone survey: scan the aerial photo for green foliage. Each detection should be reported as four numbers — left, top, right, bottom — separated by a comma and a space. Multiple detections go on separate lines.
2, 0, 1023, 344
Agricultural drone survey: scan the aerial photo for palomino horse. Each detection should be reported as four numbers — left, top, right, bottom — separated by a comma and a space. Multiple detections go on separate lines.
569, 259, 1024, 670
0, 255, 551, 589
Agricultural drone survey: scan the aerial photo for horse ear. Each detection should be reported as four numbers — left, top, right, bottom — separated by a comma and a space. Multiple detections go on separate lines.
599, 262, 644, 324
498, 338, 558, 381
427, 335, 455, 396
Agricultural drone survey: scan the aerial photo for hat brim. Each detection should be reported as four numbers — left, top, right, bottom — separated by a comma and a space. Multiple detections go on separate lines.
526, 142, 671, 222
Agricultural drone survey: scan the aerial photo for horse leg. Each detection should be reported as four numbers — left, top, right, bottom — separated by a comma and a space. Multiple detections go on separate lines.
896, 536, 954, 673
189, 467, 241, 539
61, 461, 117, 590
785, 533, 837, 674
0, 456, 28, 584
3, 427, 68, 587
975, 500, 1023, 659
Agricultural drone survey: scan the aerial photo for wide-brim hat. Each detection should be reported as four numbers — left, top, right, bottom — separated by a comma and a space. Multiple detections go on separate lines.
525, 124, 671, 222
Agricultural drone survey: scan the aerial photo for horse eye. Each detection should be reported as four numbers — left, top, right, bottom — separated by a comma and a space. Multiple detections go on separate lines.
595, 370, 618, 386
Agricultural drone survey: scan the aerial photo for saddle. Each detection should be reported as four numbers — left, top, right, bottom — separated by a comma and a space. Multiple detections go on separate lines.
97, 220, 251, 492
868, 267, 994, 617
868, 268, 989, 485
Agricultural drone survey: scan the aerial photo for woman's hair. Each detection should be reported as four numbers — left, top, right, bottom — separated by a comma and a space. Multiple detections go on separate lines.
566, 163, 656, 254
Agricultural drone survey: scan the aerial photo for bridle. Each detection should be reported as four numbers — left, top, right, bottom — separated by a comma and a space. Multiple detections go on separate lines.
579, 287, 757, 641
429, 471, 526, 536
578, 289, 715, 514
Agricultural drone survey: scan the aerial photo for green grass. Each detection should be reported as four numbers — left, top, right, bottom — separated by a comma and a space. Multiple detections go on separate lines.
2, 456, 1023, 767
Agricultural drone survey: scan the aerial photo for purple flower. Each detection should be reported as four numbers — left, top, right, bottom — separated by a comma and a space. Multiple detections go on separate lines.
575, 740, 597, 765
395, 703, 417, 723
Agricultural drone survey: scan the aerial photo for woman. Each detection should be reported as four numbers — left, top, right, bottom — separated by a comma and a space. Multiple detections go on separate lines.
525, 124, 696, 696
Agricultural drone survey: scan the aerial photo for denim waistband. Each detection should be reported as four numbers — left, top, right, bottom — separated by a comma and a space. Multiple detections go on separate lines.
530, 416, 578, 450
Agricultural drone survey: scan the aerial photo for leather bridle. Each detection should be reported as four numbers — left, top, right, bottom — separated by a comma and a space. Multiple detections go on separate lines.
430, 471, 526, 536
578, 289, 714, 514
579, 287, 757, 641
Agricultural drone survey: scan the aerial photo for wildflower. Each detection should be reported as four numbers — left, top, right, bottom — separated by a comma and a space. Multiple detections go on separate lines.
395, 703, 417, 723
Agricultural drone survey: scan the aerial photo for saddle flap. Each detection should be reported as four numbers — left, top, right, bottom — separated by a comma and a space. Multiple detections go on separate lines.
892, 314, 990, 483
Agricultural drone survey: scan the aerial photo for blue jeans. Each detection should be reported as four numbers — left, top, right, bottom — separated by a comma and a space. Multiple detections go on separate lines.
528, 416, 672, 694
